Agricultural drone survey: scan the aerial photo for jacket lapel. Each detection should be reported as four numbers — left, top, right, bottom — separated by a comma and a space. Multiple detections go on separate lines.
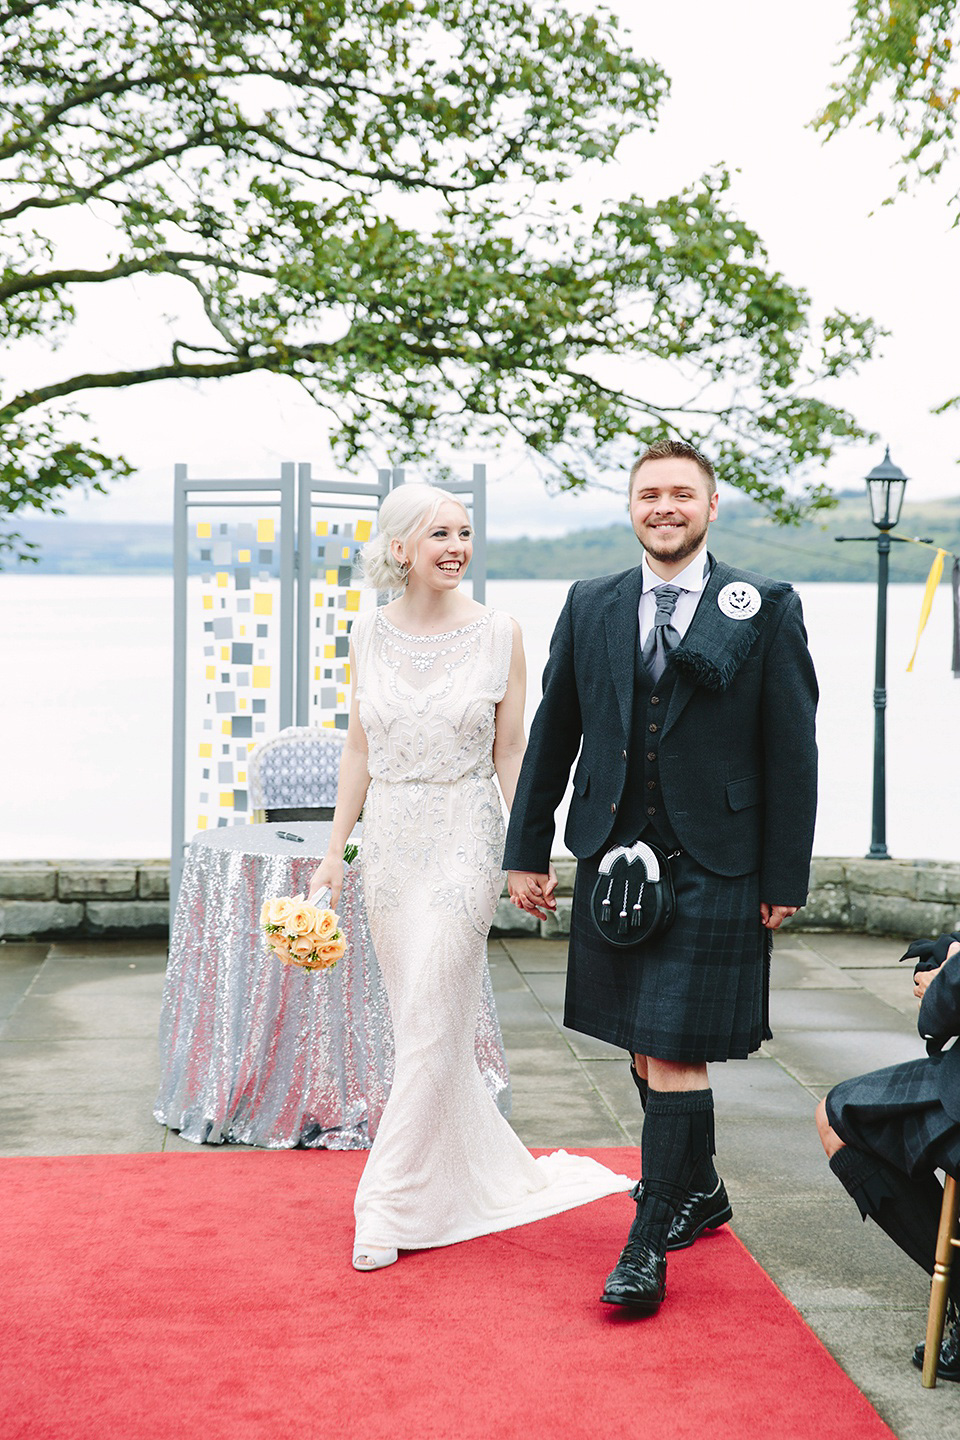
603, 565, 644, 737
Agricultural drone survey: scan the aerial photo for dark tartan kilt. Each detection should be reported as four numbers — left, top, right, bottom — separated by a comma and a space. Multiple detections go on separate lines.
826, 1056, 960, 1180
565, 848, 772, 1064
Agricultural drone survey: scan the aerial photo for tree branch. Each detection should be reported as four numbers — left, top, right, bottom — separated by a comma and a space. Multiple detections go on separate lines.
0, 136, 201, 223
0, 346, 339, 419
0, 251, 274, 303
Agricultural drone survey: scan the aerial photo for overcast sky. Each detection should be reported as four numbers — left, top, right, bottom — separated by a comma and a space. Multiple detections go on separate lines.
36, 0, 960, 536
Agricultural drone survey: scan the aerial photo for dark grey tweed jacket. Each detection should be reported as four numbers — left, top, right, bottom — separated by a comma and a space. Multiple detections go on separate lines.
502, 553, 819, 907
920, 953, 960, 1120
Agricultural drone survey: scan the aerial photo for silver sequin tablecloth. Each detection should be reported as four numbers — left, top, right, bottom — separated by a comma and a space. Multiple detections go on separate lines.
154, 823, 511, 1149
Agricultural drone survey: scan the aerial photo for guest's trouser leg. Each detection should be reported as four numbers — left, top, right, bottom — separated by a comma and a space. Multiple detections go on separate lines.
828, 1142, 948, 1282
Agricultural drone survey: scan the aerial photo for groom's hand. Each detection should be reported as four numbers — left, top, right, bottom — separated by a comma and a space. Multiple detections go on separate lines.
508, 866, 557, 923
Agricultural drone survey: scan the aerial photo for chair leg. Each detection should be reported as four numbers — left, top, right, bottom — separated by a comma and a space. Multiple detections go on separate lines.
923, 1174, 960, 1388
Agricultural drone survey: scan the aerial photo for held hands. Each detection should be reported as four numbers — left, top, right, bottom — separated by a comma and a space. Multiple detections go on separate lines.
507, 864, 558, 923
308, 854, 344, 911
914, 940, 960, 1003
760, 903, 797, 931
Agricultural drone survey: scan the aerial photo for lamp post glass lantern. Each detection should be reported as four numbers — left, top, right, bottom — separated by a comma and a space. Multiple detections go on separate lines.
866, 447, 908, 532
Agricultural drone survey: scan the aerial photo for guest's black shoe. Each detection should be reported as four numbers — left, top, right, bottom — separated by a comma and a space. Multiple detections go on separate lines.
912, 1317, 960, 1380
600, 1238, 666, 1313
666, 1180, 733, 1251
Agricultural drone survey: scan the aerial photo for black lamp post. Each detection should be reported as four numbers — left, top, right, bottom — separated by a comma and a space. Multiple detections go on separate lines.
835, 447, 915, 860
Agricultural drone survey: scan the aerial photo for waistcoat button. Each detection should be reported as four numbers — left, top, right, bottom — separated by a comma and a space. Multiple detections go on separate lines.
648, 723, 658, 733
646, 806, 657, 816
650, 695, 660, 706
646, 780, 656, 790
646, 751, 656, 762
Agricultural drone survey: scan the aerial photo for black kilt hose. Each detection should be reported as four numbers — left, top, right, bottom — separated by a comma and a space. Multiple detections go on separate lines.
566, 848, 773, 1064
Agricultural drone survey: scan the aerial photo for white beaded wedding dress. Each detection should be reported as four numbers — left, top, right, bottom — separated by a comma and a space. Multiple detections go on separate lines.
351, 605, 632, 1255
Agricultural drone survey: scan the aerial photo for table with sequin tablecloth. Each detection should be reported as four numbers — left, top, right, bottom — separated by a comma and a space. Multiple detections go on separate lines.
154, 823, 511, 1149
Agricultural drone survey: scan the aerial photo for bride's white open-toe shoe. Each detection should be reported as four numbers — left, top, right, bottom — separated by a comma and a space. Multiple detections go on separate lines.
352, 1245, 399, 1272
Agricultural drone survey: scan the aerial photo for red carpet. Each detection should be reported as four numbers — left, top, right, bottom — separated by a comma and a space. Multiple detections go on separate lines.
0, 1147, 892, 1440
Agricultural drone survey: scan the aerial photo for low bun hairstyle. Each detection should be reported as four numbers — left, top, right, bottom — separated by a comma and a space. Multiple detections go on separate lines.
360, 483, 468, 590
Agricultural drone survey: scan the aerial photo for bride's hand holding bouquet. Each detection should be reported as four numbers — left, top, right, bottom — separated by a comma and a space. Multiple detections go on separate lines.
308, 850, 348, 911
261, 894, 346, 973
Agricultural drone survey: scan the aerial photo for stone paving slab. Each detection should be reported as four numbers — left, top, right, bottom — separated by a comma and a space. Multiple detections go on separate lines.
770, 987, 909, 1031
0, 1035, 160, 1100
769, 947, 861, 989
765, 1029, 926, 1090
0, 1087, 167, 1158
795, 933, 908, 968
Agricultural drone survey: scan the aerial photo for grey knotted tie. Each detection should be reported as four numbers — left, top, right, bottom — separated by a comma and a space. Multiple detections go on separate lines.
641, 584, 682, 683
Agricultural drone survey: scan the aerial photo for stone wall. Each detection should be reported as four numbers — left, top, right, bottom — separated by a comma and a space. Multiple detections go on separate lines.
0, 861, 169, 940
490, 855, 960, 941
0, 855, 957, 943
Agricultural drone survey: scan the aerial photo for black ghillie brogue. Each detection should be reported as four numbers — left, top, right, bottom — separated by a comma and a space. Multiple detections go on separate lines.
600, 1238, 667, 1313
665, 1179, 733, 1251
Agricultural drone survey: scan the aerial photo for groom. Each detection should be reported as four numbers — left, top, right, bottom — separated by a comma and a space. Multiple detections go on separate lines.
504, 439, 818, 1313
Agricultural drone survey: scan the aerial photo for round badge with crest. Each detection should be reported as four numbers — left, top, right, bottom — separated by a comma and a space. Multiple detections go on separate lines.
717, 581, 762, 620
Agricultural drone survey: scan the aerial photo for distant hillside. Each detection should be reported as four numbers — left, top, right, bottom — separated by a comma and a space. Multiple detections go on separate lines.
9, 521, 173, 574
7, 493, 960, 582
488, 493, 960, 583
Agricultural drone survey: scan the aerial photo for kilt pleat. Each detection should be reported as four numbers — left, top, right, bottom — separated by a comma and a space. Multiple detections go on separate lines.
826, 1056, 960, 1179
565, 849, 771, 1064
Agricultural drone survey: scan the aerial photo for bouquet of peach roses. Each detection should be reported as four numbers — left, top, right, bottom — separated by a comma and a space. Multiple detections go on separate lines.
260, 894, 347, 973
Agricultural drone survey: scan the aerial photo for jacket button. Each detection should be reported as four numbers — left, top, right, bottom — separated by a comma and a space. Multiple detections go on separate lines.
646, 751, 656, 762
650, 695, 661, 706
648, 723, 658, 733
646, 806, 657, 816
622, 749, 628, 761
610, 802, 617, 814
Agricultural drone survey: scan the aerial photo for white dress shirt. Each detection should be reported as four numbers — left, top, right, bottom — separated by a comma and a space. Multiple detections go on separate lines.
637, 550, 710, 650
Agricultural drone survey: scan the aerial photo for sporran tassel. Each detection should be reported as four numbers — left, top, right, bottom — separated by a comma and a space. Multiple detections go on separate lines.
618, 879, 629, 936
601, 875, 614, 922
631, 881, 645, 927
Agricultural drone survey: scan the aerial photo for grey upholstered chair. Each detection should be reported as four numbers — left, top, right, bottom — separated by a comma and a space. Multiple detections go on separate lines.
247, 726, 347, 823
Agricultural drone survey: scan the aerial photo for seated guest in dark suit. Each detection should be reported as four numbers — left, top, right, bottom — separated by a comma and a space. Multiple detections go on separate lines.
817, 932, 960, 1379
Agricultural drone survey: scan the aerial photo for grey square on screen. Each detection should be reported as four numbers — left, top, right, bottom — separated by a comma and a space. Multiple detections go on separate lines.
215, 691, 236, 713
232, 643, 254, 664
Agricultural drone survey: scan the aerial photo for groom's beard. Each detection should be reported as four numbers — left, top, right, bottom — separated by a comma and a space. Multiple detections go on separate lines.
637, 514, 710, 566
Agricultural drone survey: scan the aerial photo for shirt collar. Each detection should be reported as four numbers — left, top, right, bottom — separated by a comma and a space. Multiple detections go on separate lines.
641, 548, 710, 595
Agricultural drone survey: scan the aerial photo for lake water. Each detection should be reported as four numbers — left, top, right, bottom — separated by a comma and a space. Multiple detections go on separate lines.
2, 574, 957, 861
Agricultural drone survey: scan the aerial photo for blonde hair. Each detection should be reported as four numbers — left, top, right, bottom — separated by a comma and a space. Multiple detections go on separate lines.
361, 484, 469, 589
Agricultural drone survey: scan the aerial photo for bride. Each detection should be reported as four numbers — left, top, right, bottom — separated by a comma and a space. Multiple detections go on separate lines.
309, 483, 631, 1271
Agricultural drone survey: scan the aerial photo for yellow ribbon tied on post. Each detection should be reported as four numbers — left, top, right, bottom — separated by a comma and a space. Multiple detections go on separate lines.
907, 548, 948, 671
